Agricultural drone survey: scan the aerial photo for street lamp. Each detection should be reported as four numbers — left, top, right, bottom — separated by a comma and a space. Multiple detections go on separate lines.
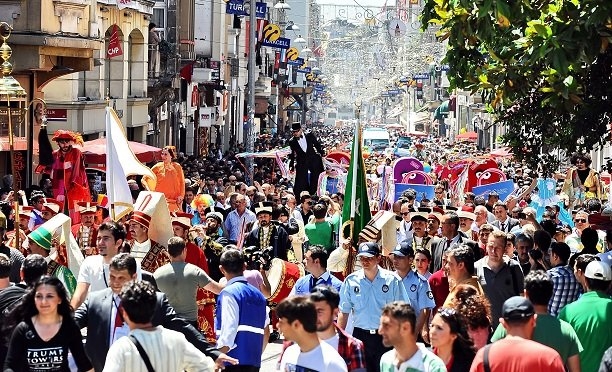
0, 22, 47, 251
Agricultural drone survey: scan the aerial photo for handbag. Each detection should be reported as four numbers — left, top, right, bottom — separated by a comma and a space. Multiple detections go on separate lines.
128, 335, 156, 372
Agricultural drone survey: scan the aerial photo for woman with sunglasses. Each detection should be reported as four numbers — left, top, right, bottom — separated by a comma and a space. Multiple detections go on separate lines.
562, 152, 601, 209
429, 307, 476, 372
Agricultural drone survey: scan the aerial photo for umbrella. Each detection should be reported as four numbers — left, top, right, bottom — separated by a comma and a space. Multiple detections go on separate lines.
80, 138, 162, 164
456, 131, 478, 141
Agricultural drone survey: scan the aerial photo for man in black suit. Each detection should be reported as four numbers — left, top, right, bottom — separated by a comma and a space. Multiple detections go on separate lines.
430, 212, 481, 273
245, 202, 293, 261
491, 201, 520, 233
74, 253, 236, 372
288, 122, 325, 197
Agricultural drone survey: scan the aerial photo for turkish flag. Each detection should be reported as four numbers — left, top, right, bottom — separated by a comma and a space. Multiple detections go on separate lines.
107, 24, 123, 59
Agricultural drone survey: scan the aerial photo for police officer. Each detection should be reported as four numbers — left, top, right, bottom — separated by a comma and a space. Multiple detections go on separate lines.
338, 242, 409, 372
389, 241, 435, 337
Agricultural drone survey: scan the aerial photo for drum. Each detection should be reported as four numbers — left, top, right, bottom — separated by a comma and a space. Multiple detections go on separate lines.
266, 258, 304, 305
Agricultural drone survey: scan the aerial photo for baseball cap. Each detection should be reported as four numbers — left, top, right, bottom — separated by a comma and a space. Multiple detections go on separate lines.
357, 242, 380, 258
584, 261, 612, 281
502, 296, 535, 321
390, 241, 414, 257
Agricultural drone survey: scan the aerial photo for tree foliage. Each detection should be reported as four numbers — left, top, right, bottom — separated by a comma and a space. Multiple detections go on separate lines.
420, 0, 612, 172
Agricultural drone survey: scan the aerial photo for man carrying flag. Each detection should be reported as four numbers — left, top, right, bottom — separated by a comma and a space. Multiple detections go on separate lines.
340, 120, 372, 274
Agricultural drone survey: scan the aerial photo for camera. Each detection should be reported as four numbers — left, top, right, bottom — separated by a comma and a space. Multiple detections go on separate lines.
244, 246, 273, 271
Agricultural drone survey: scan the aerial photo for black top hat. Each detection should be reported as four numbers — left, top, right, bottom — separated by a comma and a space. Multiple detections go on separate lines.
291, 122, 302, 131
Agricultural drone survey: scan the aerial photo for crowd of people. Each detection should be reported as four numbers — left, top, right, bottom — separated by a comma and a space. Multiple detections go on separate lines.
0, 122, 611, 372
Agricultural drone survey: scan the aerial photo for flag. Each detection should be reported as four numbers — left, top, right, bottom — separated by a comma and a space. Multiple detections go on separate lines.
342, 124, 371, 246
28, 214, 83, 295
107, 24, 123, 58
256, 19, 268, 42
105, 107, 156, 221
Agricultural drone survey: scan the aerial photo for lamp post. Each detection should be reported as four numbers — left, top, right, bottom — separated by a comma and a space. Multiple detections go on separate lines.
245, 0, 257, 185
0, 23, 46, 251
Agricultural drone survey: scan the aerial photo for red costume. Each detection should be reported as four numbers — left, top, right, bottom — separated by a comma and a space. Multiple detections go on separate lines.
71, 202, 99, 256
51, 130, 90, 220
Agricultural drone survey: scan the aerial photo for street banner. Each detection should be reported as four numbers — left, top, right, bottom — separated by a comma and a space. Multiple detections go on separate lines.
262, 37, 290, 49
472, 180, 516, 201
394, 183, 435, 203
107, 24, 123, 58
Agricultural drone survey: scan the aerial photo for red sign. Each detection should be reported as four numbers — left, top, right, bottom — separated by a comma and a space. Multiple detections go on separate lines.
191, 85, 199, 107
107, 24, 123, 59
46, 108, 68, 122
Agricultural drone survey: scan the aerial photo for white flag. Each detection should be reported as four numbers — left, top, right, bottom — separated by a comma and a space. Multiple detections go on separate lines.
106, 107, 156, 221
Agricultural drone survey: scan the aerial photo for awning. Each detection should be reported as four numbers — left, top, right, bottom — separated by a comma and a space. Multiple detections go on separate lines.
0, 137, 35, 152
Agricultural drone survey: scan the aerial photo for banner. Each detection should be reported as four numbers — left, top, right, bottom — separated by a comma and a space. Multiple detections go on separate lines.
199, 107, 214, 127
261, 37, 290, 49
225, 0, 267, 18
472, 180, 516, 201
107, 24, 123, 59
394, 183, 435, 203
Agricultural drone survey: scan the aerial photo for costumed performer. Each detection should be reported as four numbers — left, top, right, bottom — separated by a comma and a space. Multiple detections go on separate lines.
562, 152, 602, 209
143, 145, 186, 212
50, 130, 91, 219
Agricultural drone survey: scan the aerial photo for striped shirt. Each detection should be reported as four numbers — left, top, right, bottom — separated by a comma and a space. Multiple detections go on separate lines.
102, 326, 215, 372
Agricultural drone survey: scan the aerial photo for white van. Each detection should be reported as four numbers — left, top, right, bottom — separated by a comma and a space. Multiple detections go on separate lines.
363, 128, 390, 152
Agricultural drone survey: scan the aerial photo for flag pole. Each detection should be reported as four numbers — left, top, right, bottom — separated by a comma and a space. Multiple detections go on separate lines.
345, 102, 362, 275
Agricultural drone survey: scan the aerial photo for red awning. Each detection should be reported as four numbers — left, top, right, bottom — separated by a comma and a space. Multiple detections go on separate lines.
79, 138, 162, 164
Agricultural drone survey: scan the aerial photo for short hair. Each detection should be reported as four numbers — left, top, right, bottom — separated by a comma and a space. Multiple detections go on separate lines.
448, 244, 475, 275
381, 301, 416, 333
479, 223, 495, 233
276, 296, 317, 333
110, 253, 137, 276
524, 270, 553, 306
580, 228, 599, 250
98, 221, 126, 242
570, 152, 592, 167
21, 254, 48, 286
0, 253, 10, 279
310, 284, 340, 309
220, 249, 245, 275
120, 280, 157, 324
533, 230, 551, 251
167, 236, 186, 257
515, 233, 534, 248
506, 233, 516, 246
415, 248, 432, 262
586, 198, 602, 213
490, 230, 508, 245
445, 213, 459, 229
539, 220, 557, 239
493, 202, 508, 210
312, 203, 327, 219
586, 276, 611, 292
575, 253, 598, 270
307, 245, 328, 269
300, 194, 312, 203
550, 242, 571, 263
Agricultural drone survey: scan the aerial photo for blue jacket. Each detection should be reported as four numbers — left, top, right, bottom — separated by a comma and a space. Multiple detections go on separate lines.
215, 279, 267, 367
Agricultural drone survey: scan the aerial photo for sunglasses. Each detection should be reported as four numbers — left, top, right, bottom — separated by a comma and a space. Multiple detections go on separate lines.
574, 219, 587, 223
400, 212, 410, 216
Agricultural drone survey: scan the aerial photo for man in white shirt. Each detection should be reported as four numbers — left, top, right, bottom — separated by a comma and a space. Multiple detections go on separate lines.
71, 221, 125, 309
277, 296, 348, 372
103, 280, 215, 372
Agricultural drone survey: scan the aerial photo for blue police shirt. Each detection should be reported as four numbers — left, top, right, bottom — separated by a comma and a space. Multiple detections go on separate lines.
397, 270, 435, 314
339, 267, 410, 330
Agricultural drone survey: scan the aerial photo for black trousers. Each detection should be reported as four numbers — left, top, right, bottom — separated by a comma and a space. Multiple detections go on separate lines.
353, 327, 391, 372
224, 366, 259, 372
